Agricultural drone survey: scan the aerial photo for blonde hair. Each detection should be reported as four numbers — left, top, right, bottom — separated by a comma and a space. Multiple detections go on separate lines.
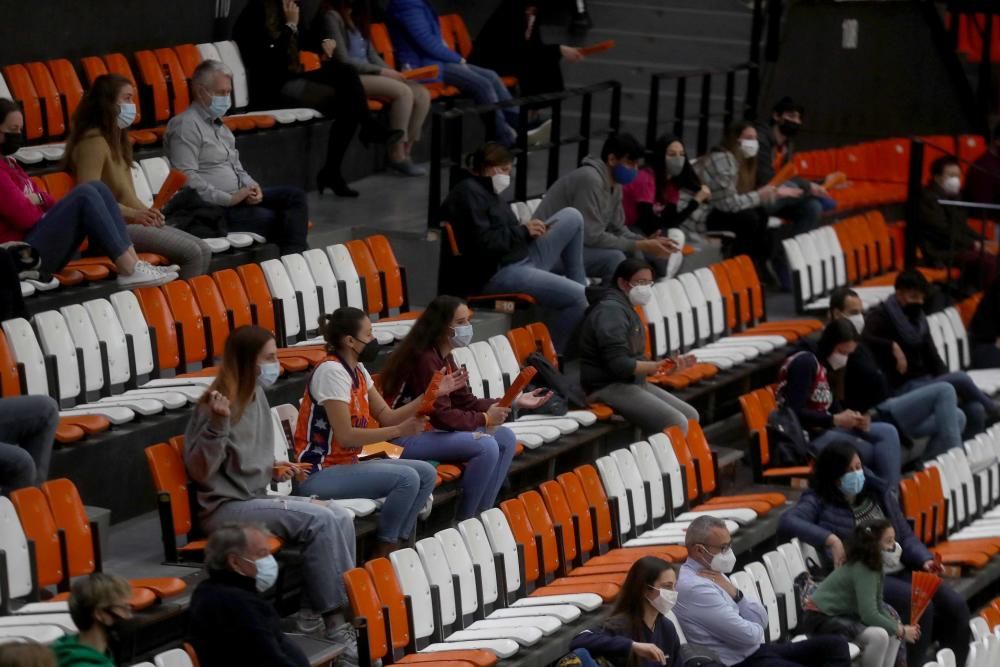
68, 573, 131, 630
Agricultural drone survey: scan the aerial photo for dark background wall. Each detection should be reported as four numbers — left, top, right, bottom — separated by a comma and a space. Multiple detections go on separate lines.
1, 0, 502, 67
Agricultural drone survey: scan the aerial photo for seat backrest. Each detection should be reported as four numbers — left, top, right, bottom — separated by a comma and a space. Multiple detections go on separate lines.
154, 47, 190, 114
777, 540, 808, 580
189, 275, 231, 358
506, 327, 535, 365
237, 264, 277, 336
365, 235, 406, 312
470, 341, 504, 399
43, 172, 76, 200
734, 255, 766, 321
451, 347, 486, 399
694, 268, 727, 337
213, 269, 254, 330
212, 41, 250, 109
629, 440, 671, 518
739, 392, 773, 468
42, 479, 96, 577
435, 527, 481, 616
538, 479, 581, 564
368, 23, 397, 69
488, 334, 522, 381
708, 264, 738, 330
110, 291, 158, 376
665, 426, 698, 503
364, 558, 411, 649
153, 648, 194, 667
33, 310, 84, 400
2, 64, 44, 140
745, 561, 782, 641
390, 547, 441, 641
0, 329, 22, 398
342, 568, 389, 663
456, 517, 500, 607
579, 461, 630, 536
173, 44, 204, 79
479, 508, 523, 596
163, 281, 210, 366
61, 304, 106, 392
445, 14, 474, 57
612, 447, 664, 522
684, 421, 717, 496
730, 570, 761, 607
132, 50, 171, 123
10, 486, 63, 588
327, 244, 365, 310
1, 318, 50, 396
302, 249, 341, 314
498, 498, 543, 582
133, 287, 181, 372
47, 59, 84, 118
24, 61, 66, 139
195, 43, 224, 68
0, 496, 33, 599
646, 432, 686, 511
86, 296, 145, 381
144, 443, 193, 535
677, 273, 712, 346
526, 323, 558, 366
140, 157, 171, 195
762, 549, 797, 630
640, 297, 668, 359
260, 259, 301, 339
415, 536, 463, 622
344, 240, 384, 316
519, 491, 565, 579
281, 254, 321, 334
558, 470, 604, 551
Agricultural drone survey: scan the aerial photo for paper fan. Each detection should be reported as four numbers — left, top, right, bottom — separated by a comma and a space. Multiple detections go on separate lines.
417, 369, 446, 416
152, 169, 187, 211
910, 571, 941, 625
498, 367, 537, 408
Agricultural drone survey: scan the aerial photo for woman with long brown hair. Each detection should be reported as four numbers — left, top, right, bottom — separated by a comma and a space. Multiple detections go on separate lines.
569, 556, 689, 667
64, 74, 212, 279
183, 325, 360, 657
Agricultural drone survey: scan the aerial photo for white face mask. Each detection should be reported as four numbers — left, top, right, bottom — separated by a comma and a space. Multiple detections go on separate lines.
628, 284, 653, 307
702, 544, 737, 574
739, 139, 759, 159
828, 351, 849, 370
847, 313, 865, 335
491, 173, 511, 194
881, 542, 902, 572
942, 175, 961, 195
648, 586, 678, 616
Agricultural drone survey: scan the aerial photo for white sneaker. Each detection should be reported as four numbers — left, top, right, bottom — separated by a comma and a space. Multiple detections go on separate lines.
156, 263, 181, 274
117, 261, 177, 288
527, 118, 552, 147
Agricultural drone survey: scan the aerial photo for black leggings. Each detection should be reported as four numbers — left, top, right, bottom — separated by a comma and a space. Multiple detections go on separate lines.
280, 59, 369, 180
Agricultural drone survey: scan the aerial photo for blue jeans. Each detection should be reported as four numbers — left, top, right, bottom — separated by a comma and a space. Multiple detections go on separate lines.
26, 181, 133, 273
583, 247, 627, 285
484, 208, 588, 352
765, 195, 824, 236
0, 395, 58, 492
810, 422, 902, 490
878, 381, 965, 459
297, 459, 436, 543
395, 426, 517, 519
224, 186, 309, 254
900, 372, 997, 438
442, 63, 518, 142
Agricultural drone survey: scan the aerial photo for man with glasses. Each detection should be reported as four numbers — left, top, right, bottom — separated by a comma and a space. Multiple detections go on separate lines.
53, 573, 133, 667
674, 516, 851, 667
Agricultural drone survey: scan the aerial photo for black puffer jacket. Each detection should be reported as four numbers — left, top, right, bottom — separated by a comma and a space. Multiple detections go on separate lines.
577, 287, 645, 393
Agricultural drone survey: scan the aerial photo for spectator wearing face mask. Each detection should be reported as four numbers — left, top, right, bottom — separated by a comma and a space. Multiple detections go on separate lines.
673, 516, 852, 667
569, 556, 703, 667
188, 523, 309, 667
864, 270, 999, 435
52, 573, 133, 667
828, 287, 965, 457
440, 142, 588, 352
919, 155, 998, 290
576, 258, 699, 435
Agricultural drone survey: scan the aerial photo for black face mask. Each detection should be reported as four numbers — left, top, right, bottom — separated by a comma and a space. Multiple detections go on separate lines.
356, 338, 380, 364
902, 302, 924, 319
0, 132, 24, 156
778, 121, 801, 138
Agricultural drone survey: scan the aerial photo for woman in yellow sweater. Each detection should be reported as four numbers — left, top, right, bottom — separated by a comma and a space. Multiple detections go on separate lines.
65, 74, 212, 279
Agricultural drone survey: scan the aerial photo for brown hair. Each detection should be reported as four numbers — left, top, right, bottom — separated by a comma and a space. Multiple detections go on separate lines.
64, 73, 134, 170
467, 142, 514, 174
323, 0, 373, 41
0, 643, 56, 667
202, 325, 275, 422
846, 519, 892, 572
721, 120, 757, 194
67, 572, 132, 631
608, 556, 675, 663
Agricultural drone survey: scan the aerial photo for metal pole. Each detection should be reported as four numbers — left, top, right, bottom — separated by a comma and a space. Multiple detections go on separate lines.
647, 76, 661, 150
579, 92, 592, 164
610, 82, 622, 134
428, 112, 442, 228
723, 70, 736, 131
515, 105, 530, 201
697, 74, 712, 156
904, 139, 925, 268
548, 98, 562, 188
673, 77, 686, 141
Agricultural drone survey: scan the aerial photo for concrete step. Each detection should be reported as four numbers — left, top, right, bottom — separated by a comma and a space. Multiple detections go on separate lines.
569, 1, 752, 40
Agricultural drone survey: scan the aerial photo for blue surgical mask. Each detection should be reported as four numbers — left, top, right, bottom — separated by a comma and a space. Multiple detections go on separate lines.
245, 554, 279, 592
116, 103, 136, 129
208, 95, 231, 119
257, 361, 281, 387
450, 324, 473, 348
612, 163, 638, 185
838, 469, 865, 496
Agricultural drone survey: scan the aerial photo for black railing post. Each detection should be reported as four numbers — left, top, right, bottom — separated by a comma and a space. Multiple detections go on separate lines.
515, 105, 530, 201
904, 138, 925, 268
578, 91, 593, 165
764, 0, 783, 63
979, 12, 993, 115
697, 74, 712, 155
673, 77, 687, 140
610, 82, 622, 134
548, 98, 563, 187
447, 113, 464, 195
647, 75, 661, 150
428, 111, 443, 229
723, 70, 736, 131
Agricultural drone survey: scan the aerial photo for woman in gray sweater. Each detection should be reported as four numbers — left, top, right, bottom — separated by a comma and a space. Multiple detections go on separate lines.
312, 0, 431, 175
184, 325, 359, 658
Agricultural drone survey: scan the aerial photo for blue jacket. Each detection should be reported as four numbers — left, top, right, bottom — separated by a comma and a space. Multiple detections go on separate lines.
778, 472, 931, 570
386, 0, 462, 75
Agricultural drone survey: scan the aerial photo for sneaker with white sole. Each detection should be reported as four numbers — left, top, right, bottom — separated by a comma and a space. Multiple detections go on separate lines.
116, 261, 177, 288
323, 623, 359, 667
156, 263, 181, 274
527, 118, 552, 147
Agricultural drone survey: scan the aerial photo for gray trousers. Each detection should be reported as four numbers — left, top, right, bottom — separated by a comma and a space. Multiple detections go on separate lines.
203, 496, 356, 614
0, 395, 58, 491
588, 382, 699, 436
127, 225, 213, 279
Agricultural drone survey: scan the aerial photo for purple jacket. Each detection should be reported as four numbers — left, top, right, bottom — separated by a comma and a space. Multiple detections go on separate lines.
778, 472, 931, 570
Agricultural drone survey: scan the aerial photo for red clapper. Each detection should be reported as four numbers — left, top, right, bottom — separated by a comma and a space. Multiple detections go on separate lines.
498, 367, 538, 408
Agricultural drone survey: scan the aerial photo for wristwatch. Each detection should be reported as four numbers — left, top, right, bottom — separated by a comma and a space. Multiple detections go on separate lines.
733, 589, 744, 603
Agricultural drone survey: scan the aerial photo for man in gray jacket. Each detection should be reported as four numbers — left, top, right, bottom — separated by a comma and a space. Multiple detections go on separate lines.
534, 133, 677, 283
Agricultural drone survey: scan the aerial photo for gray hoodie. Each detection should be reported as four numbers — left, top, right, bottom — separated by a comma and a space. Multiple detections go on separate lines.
184, 385, 275, 517
534, 155, 645, 253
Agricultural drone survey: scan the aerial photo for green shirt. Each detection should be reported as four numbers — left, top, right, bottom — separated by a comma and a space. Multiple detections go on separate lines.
51, 635, 116, 667
809, 561, 900, 634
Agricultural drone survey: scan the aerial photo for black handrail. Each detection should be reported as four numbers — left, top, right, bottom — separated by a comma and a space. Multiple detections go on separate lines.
644, 64, 756, 155
427, 81, 622, 228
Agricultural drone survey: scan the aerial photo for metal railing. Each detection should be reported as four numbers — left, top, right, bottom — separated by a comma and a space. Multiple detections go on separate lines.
644, 64, 756, 155
427, 81, 622, 228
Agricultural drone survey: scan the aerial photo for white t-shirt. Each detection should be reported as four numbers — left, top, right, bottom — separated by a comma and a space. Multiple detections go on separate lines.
310, 360, 374, 404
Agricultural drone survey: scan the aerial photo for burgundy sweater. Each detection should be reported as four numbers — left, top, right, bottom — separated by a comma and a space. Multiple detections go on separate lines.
392, 347, 495, 431
0, 157, 54, 243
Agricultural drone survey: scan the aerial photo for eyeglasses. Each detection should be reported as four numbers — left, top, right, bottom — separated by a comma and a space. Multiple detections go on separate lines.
700, 542, 732, 554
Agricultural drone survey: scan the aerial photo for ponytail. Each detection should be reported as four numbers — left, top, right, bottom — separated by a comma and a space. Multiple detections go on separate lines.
319, 307, 367, 354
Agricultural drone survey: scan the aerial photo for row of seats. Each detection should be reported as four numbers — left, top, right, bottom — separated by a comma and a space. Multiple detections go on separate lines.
926, 303, 1000, 395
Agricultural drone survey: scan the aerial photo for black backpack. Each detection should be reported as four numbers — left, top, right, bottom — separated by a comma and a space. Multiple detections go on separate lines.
525, 352, 588, 410
765, 404, 811, 467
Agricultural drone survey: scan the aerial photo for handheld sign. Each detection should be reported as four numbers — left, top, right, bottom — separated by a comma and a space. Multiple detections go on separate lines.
402, 65, 440, 80
417, 369, 446, 416
152, 169, 187, 210
767, 162, 799, 187
498, 367, 537, 408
